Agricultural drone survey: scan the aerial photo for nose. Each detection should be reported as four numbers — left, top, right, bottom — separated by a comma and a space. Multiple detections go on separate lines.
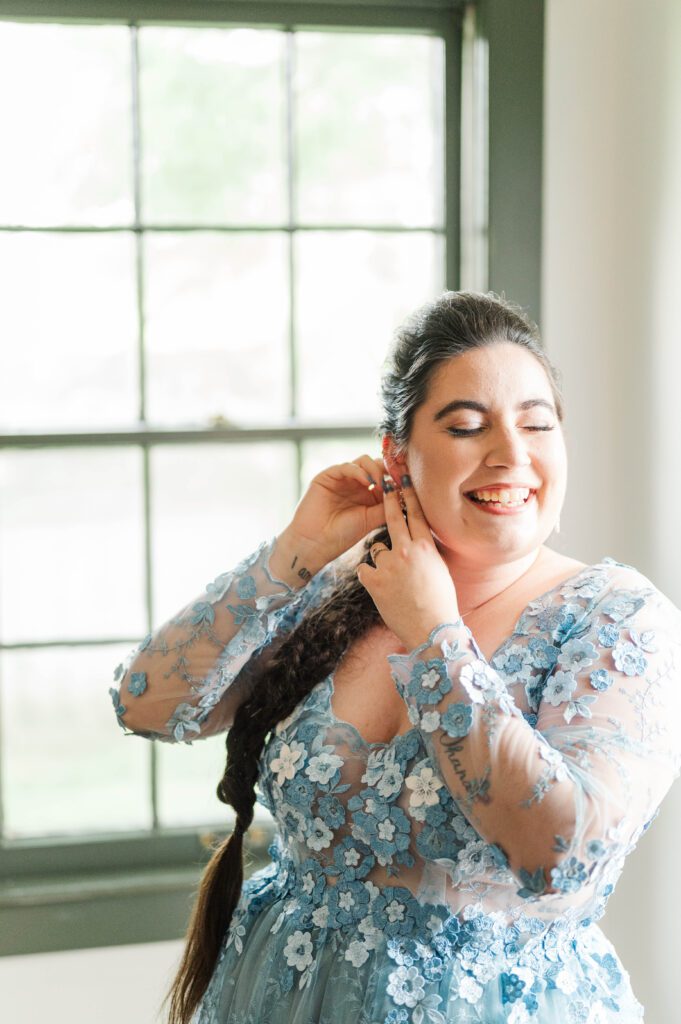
483, 426, 532, 469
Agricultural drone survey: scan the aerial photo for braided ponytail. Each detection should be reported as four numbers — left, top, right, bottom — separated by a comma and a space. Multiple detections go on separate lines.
162, 527, 390, 1024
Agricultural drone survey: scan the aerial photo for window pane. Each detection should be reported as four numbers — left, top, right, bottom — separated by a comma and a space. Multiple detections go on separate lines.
0, 449, 146, 644
0, 23, 133, 227
295, 231, 445, 421
150, 443, 297, 626
140, 27, 287, 225
295, 32, 444, 226
300, 436, 379, 492
2, 646, 150, 838
158, 734, 274, 830
144, 232, 290, 426
0, 233, 138, 431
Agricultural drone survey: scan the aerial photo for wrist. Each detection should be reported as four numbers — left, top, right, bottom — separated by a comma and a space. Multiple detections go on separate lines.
401, 617, 464, 657
269, 527, 332, 590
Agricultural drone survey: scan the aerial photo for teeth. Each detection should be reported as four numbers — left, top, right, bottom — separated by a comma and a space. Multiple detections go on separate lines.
470, 488, 531, 505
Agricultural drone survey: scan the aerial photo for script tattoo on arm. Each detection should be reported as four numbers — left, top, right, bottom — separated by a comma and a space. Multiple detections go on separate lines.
439, 733, 493, 810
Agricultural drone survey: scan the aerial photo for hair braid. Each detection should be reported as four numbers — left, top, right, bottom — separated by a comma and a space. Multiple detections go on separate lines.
163, 526, 389, 1024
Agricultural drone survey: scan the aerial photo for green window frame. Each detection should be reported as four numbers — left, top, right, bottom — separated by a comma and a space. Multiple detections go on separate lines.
0, 0, 544, 956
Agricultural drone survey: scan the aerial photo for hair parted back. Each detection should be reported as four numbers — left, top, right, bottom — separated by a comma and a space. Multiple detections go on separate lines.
162, 289, 565, 1024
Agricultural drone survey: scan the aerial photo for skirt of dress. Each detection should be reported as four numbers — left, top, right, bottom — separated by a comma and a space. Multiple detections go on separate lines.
193, 866, 645, 1024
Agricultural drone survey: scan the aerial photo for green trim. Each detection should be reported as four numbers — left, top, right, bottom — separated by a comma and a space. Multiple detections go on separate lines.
0, 422, 380, 449
479, 0, 544, 325
0, 824, 276, 956
443, 8, 462, 288
0, 223, 446, 233
0, 0, 465, 33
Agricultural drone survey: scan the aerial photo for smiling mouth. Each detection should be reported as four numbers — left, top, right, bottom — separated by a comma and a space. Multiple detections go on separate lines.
464, 489, 537, 509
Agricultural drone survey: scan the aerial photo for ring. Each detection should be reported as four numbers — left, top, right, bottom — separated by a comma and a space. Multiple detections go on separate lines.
370, 543, 389, 564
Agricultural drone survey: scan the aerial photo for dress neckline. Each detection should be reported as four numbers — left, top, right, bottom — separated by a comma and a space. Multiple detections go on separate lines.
324, 557, 615, 752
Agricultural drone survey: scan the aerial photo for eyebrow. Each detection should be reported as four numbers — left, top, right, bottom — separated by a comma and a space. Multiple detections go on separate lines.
433, 398, 557, 421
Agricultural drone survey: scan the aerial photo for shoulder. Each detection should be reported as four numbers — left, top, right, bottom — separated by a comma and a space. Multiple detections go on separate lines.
589, 556, 681, 634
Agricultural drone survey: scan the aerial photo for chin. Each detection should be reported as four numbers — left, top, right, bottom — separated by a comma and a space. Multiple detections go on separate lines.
434, 527, 541, 561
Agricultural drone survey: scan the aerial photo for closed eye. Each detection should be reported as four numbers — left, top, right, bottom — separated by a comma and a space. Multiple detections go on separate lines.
447, 426, 555, 436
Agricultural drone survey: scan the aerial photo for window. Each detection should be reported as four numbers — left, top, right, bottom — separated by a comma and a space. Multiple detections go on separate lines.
0, 0, 544, 955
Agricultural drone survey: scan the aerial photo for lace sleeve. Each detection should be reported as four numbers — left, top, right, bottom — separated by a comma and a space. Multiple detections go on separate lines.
109, 536, 342, 744
387, 565, 681, 916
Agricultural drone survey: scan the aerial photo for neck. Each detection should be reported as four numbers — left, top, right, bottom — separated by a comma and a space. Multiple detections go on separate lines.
434, 542, 546, 617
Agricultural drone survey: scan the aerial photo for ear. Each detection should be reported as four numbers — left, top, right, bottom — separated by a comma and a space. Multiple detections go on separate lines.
382, 435, 408, 486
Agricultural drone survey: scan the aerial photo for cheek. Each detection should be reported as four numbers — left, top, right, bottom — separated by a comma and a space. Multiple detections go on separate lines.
409, 449, 464, 489
412, 482, 467, 530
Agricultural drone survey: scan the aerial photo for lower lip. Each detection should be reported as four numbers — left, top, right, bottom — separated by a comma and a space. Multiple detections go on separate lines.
464, 491, 537, 515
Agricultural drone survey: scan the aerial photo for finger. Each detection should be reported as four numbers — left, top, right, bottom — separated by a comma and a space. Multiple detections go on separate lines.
398, 475, 433, 542
364, 500, 388, 534
350, 454, 383, 498
322, 461, 377, 498
382, 474, 412, 545
355, 561, 377, 591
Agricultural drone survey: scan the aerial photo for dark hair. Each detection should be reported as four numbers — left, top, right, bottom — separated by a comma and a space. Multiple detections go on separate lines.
162, 289, 565, 1024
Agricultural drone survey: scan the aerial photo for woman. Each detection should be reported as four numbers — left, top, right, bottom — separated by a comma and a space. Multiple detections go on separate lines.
110, 291, 681, 1024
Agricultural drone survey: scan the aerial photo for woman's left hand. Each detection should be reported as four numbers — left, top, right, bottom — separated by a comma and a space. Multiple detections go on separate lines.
356, 476, 461, 652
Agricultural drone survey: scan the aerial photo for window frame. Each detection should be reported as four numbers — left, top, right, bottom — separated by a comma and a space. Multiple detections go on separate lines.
0, 0, 544, 956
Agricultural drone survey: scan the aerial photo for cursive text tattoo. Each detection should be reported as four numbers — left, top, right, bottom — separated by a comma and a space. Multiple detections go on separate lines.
439, 734, 493, 806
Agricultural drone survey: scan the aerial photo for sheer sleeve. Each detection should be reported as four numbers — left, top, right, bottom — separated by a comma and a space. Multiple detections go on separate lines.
387, 563, 681, 919
109, 536, 343, 744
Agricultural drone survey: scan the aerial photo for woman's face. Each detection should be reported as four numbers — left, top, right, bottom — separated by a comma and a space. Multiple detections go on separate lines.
386, 342, 568, 566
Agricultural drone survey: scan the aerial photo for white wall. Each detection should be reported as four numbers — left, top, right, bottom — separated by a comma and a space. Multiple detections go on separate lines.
3, 2, 681, 1022
0, 939, 185, 1024
542, 1, 681, 1022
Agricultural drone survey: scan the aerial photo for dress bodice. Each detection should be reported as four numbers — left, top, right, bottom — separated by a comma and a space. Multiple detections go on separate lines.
110, 538, 681, 1023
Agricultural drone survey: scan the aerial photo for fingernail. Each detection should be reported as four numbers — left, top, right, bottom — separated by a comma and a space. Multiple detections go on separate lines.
381, 476, 395, 493
401, 474, 412, 488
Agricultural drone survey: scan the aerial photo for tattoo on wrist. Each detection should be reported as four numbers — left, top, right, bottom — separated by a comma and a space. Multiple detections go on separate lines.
291, 555, 312, 582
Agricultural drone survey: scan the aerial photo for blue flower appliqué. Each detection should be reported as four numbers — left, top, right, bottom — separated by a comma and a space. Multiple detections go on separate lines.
128, 672, 148, 696
406, 659, 452, 706
108, 687, 127, 726
597, 623, 619, 647
236, 574, 257, 599
612, 641, 647, 676
589, 669, 612, 692
551, 855, 588, 893
441, 702, 473, 738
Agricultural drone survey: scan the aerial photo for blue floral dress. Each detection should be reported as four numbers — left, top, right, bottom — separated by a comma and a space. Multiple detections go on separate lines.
110, 538, 681, 1024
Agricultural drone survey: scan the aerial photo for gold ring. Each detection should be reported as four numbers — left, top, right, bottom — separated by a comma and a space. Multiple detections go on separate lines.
370, 544, 389, 563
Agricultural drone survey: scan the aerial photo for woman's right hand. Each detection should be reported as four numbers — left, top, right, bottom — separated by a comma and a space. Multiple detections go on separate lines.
271, 454, 390, 586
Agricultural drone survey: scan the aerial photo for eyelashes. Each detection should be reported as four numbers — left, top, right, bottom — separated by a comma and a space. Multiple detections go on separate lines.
446, 426, 556, 436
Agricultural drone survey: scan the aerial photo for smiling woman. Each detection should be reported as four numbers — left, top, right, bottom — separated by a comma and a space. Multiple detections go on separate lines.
110, 290, 681, 1024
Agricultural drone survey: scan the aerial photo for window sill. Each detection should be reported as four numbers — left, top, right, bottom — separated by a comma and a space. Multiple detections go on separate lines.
0, 823, 276, 956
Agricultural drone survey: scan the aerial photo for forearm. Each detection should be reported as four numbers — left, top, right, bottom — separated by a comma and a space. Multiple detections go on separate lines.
388, 621, 579, 896
110, 535, 320, 742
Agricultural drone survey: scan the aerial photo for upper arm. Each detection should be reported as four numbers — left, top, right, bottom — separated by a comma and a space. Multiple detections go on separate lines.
534, 567, 681, 884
